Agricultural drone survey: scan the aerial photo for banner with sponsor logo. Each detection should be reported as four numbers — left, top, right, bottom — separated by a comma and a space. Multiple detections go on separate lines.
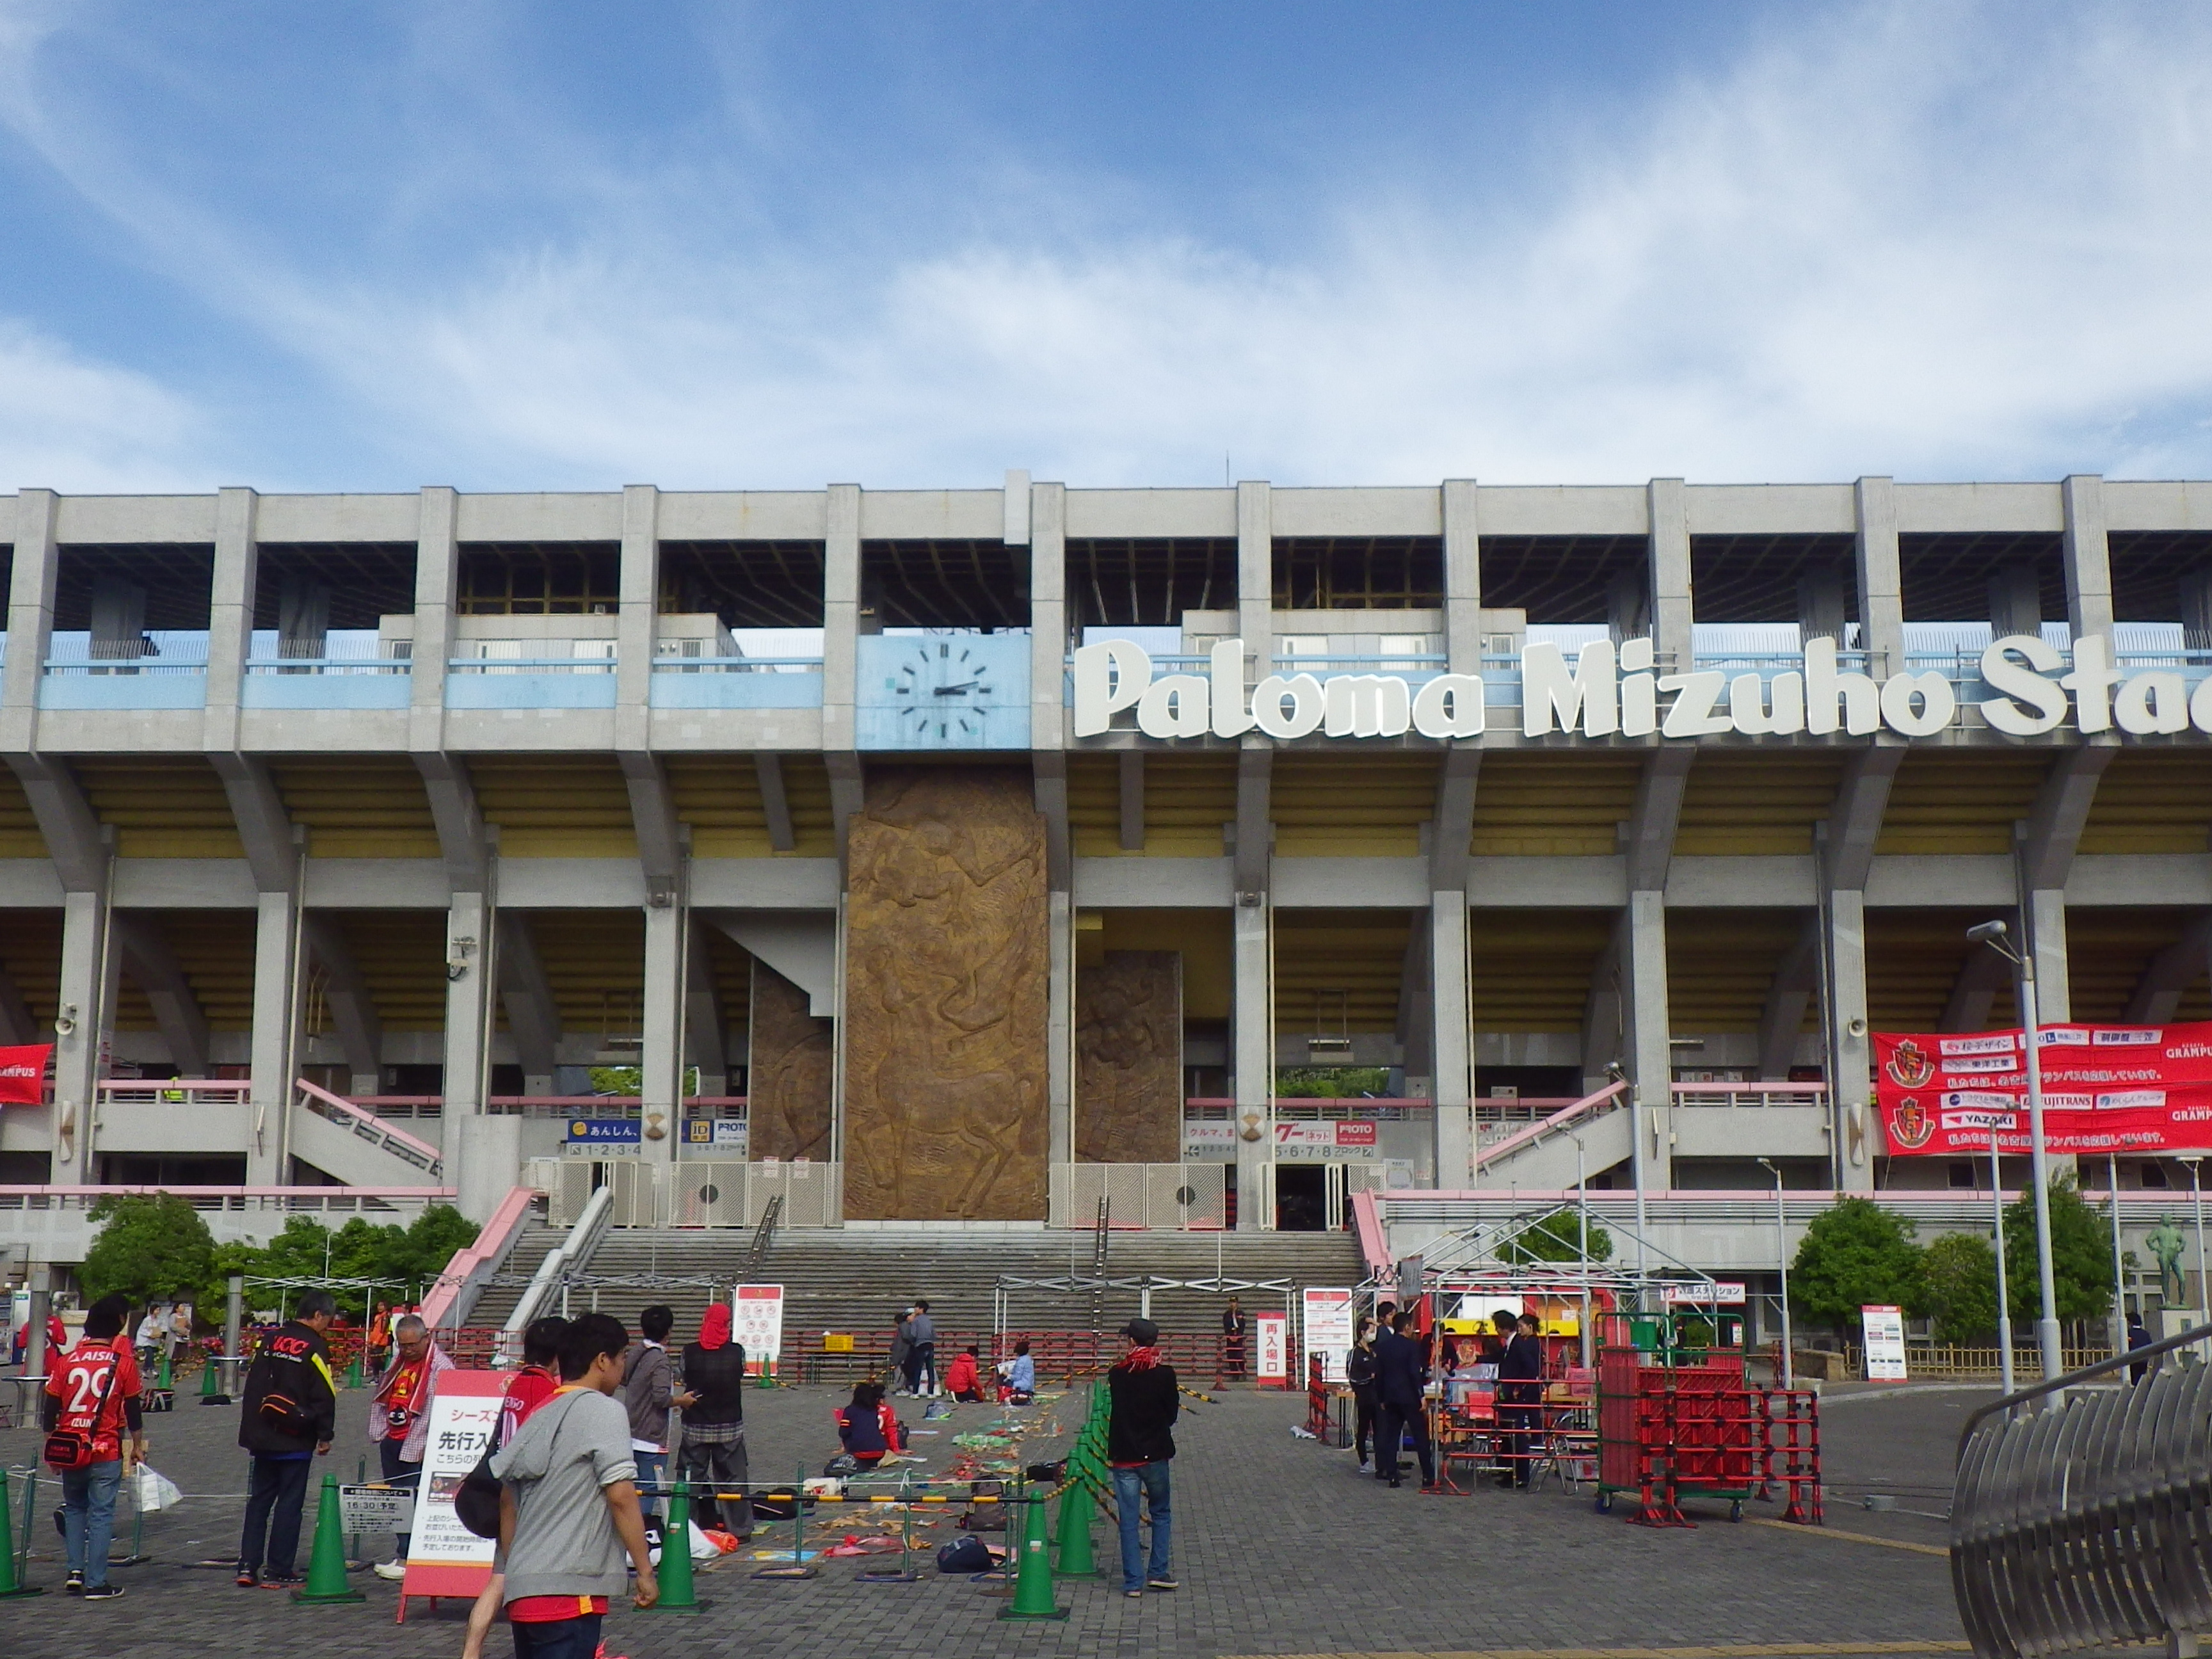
1272, 1120, 1381, 1162
0, 1044, 51, 1106
1875, 1022, 2212, 1156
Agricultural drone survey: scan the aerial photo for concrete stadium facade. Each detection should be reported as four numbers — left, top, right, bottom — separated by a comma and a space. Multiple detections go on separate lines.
3, 473, 2209, 1288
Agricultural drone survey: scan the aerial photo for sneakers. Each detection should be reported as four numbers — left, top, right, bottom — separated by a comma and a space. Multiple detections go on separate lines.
373, 1559, 407, 1581
260, 1571, 304, 1589
234, 1567, 257, 1588
65, 1569, 85, 1594
1356, 1459, 1372, 1475
1125, 1589, 1144, 1599
81, 1584, 125, 1601
1147, 1577, 1179, 1591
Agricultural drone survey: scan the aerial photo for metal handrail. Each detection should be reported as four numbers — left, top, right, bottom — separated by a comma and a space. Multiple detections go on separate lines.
296, 1078, 444, 1175
1957, 1320, 2212, 1456
1471, 1080, 1628, 1171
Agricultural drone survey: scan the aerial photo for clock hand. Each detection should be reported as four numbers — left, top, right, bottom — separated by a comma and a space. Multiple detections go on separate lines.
932, 681, 979, 695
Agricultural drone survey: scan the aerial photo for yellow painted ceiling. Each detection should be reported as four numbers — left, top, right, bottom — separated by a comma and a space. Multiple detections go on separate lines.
1470, 909, 1615, 1033
2064, 910, 2212, 1024
273, 760, 442, 860
1273, 910, 1411, 1034
527, 910, 647, 1036
1663, 908, 1809, 1033
1864, 911, 2017, 1034
0, 909, 61, 1026
469, 756, 637, 858
0, 769, 47, 860
1672, 751, 1846, 858
2075, 751, 2212, 856
1093, 908, 1232, 1020
1470, 753, 1642, 857
1273, 752, 1440, 858
318, 910, 448, 1033
1875, 752, 2052, 856
74, 758, 244, 860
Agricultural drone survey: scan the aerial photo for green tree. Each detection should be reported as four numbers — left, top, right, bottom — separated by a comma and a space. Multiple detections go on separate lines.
1788, 1197, 1927, 1327
1497, 1208, 1615, 1265
1272, 1068, 1391, 1098
1921, 1230, 2001, 1342
79, 1193, 218, 1309
386, 1205, 481, 1296
2004, 1176, 2115, 1325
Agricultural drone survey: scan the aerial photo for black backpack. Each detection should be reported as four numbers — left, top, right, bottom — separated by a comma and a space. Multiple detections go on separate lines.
936, 1535, 991, 1574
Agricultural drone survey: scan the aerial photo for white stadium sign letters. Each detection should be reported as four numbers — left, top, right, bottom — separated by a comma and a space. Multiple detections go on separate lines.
1072, 636, 2212, 743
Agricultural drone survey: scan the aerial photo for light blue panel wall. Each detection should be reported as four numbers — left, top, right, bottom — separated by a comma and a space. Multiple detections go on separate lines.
855, 633, 1031, 750
650, 672, 824, 710
242, 675, 413, 710
38, 675, 208, 710
446, 675, 620, 710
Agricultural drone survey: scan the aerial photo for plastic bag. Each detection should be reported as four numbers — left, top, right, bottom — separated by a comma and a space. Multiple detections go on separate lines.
645, 1520, 723, 1567
134, 1463, 182, 1512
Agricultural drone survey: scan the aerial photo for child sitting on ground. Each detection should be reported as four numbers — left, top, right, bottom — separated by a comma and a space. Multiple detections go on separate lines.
835, 1380, 907, 1469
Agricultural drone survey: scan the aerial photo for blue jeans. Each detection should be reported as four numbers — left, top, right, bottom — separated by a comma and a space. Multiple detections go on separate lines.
1111, 1461, 1171, 1591
61, 1459, 124, 1588
634, 1449, 666, 1518
239, 1454, 315, 1575
510, 1612, 603, 1659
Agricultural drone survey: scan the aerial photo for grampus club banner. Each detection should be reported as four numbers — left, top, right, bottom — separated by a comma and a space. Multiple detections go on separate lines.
1875, 1023, 2212, 1156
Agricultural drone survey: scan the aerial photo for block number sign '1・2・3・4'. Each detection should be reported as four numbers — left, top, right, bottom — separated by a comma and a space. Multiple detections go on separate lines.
1072, 636, 2212, 742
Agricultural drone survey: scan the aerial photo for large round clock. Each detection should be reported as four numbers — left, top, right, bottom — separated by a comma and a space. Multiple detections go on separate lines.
891, 637, 1001, 743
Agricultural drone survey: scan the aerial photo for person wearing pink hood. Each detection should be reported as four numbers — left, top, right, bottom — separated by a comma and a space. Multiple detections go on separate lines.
365, 1313, 454, 1578
676, 1302, 751, 1541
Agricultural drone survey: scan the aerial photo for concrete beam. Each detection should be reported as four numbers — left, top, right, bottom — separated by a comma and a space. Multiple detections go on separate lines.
302, 914, 383, 1095
407, 486, 460, 751
755, 754, 796, 853
1442, 477, 1482, 675
614, 484, 659, 751
1820, 744, 1905, 894
1941, 941, 2011, 1033
2126, 913, 2212, 1023
2062, 474, 2115, 641
1757, 913, 1822, 1080
821, 483, 862, 752
208, 753, 299, 893
1029, 479, 1065, 758
1855, 476, 1905, 678
1118, 751, 1145, 852
1623, 746, 1694, 894
2018, 745, 2117, 893
1033, 752, 1071, 890
0, 489, 59, 753
413, 753, 488, 891
824, 753, 863, 870
494, 912, 561, 1091
5, 755, 106, 893
617, 751, 684, 897
113, 914, 212, 1078
1429, 746, 1480, 892
200, 486, 258, 749
1648, 477, 1692, 670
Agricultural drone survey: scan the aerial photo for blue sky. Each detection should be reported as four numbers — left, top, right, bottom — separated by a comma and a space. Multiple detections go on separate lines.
1, 1, 2210, 493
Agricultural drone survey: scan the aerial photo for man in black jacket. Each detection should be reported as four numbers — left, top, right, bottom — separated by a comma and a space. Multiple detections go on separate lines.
1107, 1317, 1179, 1598
236, 1290, 339, 1587
1372, 1311, 1436, 1490
1497, 1311, 1544, 1489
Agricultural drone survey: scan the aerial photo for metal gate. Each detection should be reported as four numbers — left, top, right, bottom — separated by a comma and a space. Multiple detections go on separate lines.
1954, 1326, 2212, 1659
1050, 1164, 1228, 1230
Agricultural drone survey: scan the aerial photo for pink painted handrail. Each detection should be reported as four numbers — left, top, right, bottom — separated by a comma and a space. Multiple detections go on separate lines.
420, 1184, 537, 1328
1470, 1080, 1628, 1171
0, 1183, 453, 1198
1350, 1188, 1392, 1279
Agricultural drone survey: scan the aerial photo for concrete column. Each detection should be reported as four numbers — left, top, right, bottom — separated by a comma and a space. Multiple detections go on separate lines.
822, 485, 862, 752
1, 489, 59, 752
1029, 480, 1064, 755
50, 888, 115, 1183
1623, 890, 1672, 1193
2062, 474, 2115, 642
1826, 889, 1873, 1194
1441, 479, 1482, 675
615, 484, 659, 751
248, 888, 301, 1185
440, 890, 493, 1194
408, 487, 460, 751
1430, 894, 1473, 1189
641, 893, 685, 1191
202, 486, 259, 749
2026, 889, 2072, 1022
1232, 898, 1272, 1230
1854, 477, 1905, 678
1047, 890, 1073, 1167
1237, 480, 1271, 672
1647, 478, 1692, 670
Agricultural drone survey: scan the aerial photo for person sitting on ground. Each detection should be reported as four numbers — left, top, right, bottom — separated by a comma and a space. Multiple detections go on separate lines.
943, 1344, 984, 1402
997, 1340, 1036, 1404
835, 1380, 906, 1469
460, 1317, 568, 1659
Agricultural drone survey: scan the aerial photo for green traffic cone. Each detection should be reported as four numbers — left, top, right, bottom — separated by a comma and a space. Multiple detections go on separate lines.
0, 1468, 40, 1598
646, 1482, 702, 1613
1051, 1482, 1102, 1578
998, 1493, 1069, 1621
156, 1350, 172, 1390
292, 1474, 365, 1603
344, 1353, 362, 1390
199, 1356, 222, 1400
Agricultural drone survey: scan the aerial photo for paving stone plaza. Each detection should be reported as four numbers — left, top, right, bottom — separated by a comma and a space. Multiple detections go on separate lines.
0, 1377, 1973, 1659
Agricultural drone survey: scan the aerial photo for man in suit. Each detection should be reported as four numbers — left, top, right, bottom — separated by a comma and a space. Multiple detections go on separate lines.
1497, 1310, 1544, 1489
1371, 1311, 1436, 1491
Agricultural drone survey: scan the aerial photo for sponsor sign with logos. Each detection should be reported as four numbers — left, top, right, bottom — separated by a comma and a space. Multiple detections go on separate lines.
1862, 1306, 1909, 1382
1875, 1022, 2212, 1155
563, 1118, 642, 1157
1272, 1120, 1381, 1162
685, 1118, 749, 1155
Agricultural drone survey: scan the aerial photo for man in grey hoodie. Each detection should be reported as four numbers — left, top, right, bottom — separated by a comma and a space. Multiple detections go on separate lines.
492, 1311, 658, 1657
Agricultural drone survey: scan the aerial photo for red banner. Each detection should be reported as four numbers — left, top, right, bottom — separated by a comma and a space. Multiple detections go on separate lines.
1875, 1022, 2212, 1155
0, 1045, 52, 1106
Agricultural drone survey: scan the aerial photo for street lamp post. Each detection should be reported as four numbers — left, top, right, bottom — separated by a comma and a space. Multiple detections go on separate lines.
1968, 920, 2065, 1382
1991, 1126, 2014, 1396
2109, 1153, 2128, 1364
1573, 1132, 1592, 1369
2183, 1157, 2209, 1334
1758, 1158, 1793, 1390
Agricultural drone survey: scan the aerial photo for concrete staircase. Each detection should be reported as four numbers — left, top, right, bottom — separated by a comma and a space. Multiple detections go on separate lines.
459, 1222, 568, 1330
573, 1228, 1367, 1348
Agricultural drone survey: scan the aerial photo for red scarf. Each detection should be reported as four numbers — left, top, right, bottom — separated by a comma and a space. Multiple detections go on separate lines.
1121, 1345, 1164, 1372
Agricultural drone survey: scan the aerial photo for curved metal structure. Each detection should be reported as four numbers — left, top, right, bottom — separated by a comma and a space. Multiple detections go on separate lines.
1953, 1326, 2212, 1659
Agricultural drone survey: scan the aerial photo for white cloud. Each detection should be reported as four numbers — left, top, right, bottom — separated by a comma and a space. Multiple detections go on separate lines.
6, 4, 2212, 488
0, 320, 210, 491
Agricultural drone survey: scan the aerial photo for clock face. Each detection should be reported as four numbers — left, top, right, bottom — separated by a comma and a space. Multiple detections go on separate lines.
891, 638, 998, 744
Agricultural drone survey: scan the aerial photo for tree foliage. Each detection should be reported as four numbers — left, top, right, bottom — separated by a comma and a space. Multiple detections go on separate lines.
2004, 1176, 2117, 1324
79, 1193, 218, 1308
1497, 1208, 1615, 1264
243, 1205, 480, 1317
1272, 1068, 1391, 1098
1921, 1231, 2001, 1342
1788, 1197, 1927, 1327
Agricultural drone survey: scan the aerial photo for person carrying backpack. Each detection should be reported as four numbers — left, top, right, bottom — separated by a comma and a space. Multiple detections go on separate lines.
42, 1294, 146, 1599
234, 1289, 339, 1587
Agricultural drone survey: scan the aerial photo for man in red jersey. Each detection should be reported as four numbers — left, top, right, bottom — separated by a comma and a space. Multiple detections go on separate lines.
42, 1294, 145, 1600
